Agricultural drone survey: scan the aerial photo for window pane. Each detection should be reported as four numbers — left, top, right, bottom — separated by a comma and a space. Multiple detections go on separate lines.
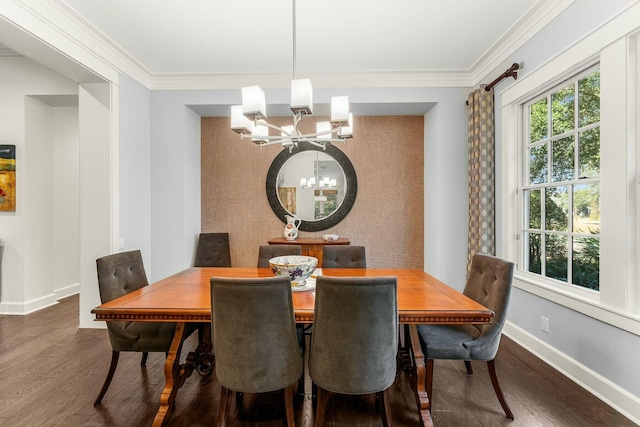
552, 136, 574, 182
551, 85, 575, 136
526, 232, 542, 274
572, 237, 599, 291
525, 189, 541, 229
545, 186, 568, 231
579, 128, 600, 178
529, 144, 548, 184
579, 71, 600, 127
530, 98, 548, 143
546, 234, 568, 282
573, 183, 600, 235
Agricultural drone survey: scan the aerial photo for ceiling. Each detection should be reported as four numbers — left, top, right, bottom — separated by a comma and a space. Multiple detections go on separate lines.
56, 0, 540, 78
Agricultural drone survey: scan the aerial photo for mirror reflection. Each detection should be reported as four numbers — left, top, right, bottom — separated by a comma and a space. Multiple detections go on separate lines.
276, 151, 346, 221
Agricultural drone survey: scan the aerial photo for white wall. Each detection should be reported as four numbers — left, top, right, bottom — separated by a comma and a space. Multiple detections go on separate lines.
52, 106, 80, 299
424, 88, 470, 291
78, 83, 113, 328
118, 74, 152, 268
0, 57, 79, 314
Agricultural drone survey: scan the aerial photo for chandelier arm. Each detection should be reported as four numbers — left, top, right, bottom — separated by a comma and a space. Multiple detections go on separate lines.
254, 120, 289, 135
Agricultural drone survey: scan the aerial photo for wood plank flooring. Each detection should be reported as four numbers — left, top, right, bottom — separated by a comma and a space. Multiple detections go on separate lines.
0, 295, 634, 426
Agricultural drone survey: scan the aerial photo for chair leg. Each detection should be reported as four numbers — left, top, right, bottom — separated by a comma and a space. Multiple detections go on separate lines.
141, 351, 149, 365
284, 383, 297, 427
314, 386, 329, 427
464, 360, 473, 375
426, 359, 434, 403
94, 350, 120, 406
216, 386, 233, 427
487, 359, 514, 420
379, 388, 393, 427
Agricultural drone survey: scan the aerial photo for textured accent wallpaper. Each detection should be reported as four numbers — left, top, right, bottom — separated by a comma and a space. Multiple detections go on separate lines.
201, 116, 424, 268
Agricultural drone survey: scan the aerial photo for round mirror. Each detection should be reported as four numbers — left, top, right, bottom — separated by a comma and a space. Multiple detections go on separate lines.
266, 142, 357, 231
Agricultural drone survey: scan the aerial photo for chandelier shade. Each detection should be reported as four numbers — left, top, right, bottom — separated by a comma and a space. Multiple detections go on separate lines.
230, 0, 353, 151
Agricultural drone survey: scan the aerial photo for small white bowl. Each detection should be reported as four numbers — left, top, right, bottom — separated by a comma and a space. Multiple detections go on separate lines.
269, 256, 318, 285
322, 234, 339, 241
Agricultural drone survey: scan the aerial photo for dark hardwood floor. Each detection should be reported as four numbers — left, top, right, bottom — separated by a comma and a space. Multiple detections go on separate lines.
0, 295, 634, 427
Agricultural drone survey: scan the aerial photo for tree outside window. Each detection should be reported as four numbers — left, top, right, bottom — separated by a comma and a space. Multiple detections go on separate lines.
523, 68, 600, 291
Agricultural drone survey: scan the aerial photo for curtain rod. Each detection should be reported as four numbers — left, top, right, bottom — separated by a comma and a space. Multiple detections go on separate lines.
466, 63, 521, 105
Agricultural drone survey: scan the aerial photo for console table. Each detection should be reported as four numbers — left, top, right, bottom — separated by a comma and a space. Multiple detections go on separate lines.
268, 237, 350, 266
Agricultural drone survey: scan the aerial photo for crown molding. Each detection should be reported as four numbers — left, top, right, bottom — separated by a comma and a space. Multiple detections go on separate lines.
2, 0, 573, 91
148, 70, 474, 91
470, 0, 575, 86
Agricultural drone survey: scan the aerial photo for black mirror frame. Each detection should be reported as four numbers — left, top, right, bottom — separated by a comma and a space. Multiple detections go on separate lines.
266, 141, 357, 232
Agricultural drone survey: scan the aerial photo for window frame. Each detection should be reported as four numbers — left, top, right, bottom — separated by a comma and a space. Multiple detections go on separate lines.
499, 21, 640, 336
519, 65, 601, 298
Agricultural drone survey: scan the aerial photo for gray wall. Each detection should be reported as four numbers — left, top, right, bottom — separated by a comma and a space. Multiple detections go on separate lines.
488, 0, 640, 402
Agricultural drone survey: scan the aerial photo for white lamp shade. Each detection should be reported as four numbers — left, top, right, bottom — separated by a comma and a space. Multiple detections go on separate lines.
231, 105, 252, 134
338, 113, 353, 138
330, 95, 349, 125
309, 177, 316, 186
316, 121, 332, 140
251, 123, 269, 143
300, 178, 307, 187
242, 85, 267, 120
291, 79, 313, 115
330, 178, 337, 187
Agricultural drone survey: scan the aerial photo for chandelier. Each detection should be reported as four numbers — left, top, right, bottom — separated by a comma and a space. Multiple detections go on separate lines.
230, 0, 353, 151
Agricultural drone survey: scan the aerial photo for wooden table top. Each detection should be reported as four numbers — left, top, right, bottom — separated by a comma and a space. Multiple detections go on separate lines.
92, 267, 493, 325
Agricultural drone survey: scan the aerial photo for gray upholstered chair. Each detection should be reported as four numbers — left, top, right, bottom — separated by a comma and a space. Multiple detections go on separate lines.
309, 276, 398, 426
194, 232, 231, 267
417, 253, 515, 420
257, 244, 302, 268
321, 245, 366, 268
210, 275, 303, 426
94, 250, 196, 406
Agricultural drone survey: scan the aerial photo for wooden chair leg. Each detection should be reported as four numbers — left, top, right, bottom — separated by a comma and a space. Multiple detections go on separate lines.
284, 383, 296, 427
141, 351, 148, 365
426, 359, 434, 403
314, 386, 329, 427
216, 386, 233, 427
487, 359, 514, 420
94, 350, 120, 406
379, 388, 393, 427
464, 360, 473, 375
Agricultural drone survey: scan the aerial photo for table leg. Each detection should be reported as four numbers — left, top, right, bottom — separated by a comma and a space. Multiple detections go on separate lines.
407, 325, 434, 427
153, 322, 189, 427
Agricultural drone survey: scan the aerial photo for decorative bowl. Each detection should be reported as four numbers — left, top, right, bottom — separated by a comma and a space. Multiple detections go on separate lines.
322, 234, 339, 241
269, 255, 318, 286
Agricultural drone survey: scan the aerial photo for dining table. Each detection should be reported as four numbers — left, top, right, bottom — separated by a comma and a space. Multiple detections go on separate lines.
92, 267, 494, 427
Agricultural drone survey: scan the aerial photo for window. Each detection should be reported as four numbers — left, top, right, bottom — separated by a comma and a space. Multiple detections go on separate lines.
522, 67, 600, 292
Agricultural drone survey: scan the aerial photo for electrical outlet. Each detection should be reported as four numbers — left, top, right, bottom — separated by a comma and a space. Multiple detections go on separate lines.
119, 238, 125, 250
541, 316, 549, 333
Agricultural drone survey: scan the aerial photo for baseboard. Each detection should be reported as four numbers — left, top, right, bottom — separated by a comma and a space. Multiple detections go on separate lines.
55, 282, 80, 300
0, 283, 80, 315
0, 293, 58, 315
503, 321, 640, 425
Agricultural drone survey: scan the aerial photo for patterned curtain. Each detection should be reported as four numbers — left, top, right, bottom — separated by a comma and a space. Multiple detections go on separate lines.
467, 86, 495, 267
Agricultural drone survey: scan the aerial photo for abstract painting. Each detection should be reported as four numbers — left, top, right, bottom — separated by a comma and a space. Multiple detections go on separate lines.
0, 145, 16, 211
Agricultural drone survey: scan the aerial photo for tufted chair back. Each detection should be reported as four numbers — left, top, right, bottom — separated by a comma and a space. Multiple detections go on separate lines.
194, 233, 231, 267
462, 253, 514, 359
321, 246, 366, 268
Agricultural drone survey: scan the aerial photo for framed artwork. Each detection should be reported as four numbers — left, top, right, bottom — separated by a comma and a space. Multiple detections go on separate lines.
277, 186, 296, 215
0, 145, 16, 211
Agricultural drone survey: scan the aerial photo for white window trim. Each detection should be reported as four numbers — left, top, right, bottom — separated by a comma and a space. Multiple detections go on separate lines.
500, 3, 640, 336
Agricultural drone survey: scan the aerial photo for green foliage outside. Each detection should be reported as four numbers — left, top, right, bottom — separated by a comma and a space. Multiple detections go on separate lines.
526, 70, 600, 291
